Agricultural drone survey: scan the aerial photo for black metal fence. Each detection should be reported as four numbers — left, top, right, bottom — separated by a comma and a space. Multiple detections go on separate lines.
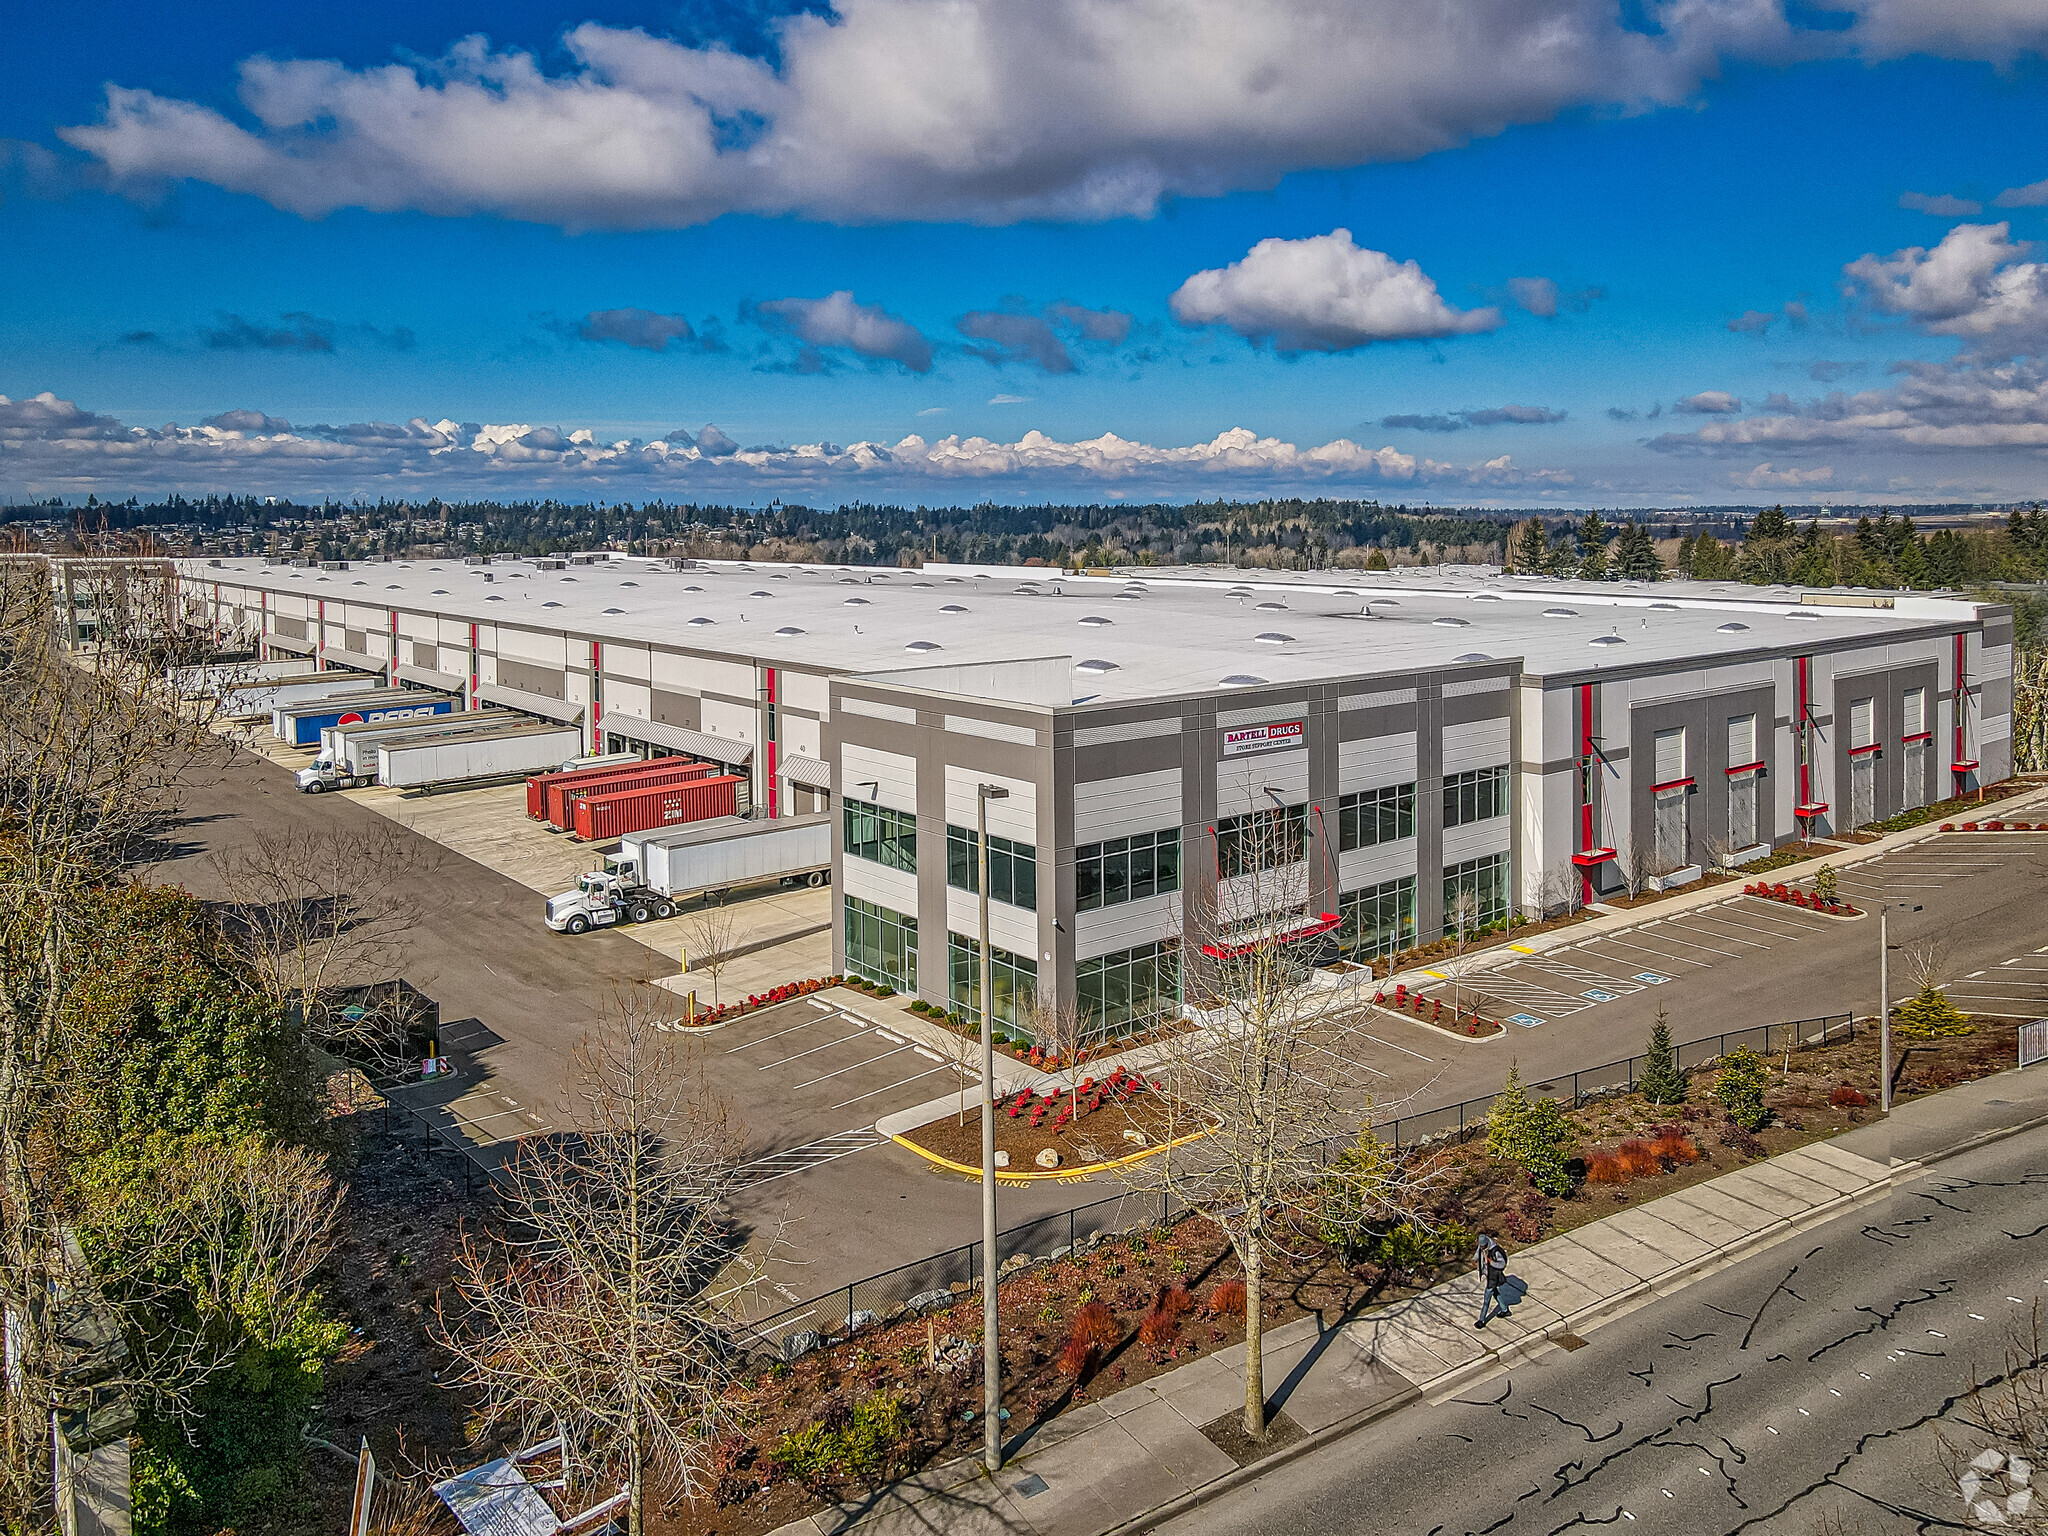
729, 1011, 1856, 1358
378, 1087, 515, 1199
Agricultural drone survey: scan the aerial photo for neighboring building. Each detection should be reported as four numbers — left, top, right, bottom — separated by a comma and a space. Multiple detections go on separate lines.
176, 554, 2015, 1044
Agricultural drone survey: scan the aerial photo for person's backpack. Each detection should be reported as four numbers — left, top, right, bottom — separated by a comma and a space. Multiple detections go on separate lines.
1484, 1241, 1507, 1281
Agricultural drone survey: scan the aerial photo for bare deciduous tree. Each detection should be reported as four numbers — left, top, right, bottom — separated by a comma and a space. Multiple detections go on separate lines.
1620, 840, 1656, 901
0, 554, 230, 1514
1122, 798, 1437, 1440
1028, 990, 1087, 1116
678, 901, 744, 1009
206, 820, 437, 1071
437, 993, 752, 1536
1536, 862, 1588, 921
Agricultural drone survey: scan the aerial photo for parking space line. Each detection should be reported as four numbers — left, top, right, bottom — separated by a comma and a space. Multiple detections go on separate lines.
1359, 1031, 1436, 1062
726, 1015, 827, 1051
1582, 935, 1715, 969
832, 1066, 955, 1111
1617, 925, 1748, 959
758, 1028, 872, 1068
787, 1043, 917, 1090
1676, 913, 1799, 945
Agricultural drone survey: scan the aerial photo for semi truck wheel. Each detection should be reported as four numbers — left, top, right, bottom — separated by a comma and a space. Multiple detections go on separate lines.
566, 914, 590, 935
805, 870, 826, 888
630, 904, 652, 924
305, 780, 325, 793
655, 900, 675, 919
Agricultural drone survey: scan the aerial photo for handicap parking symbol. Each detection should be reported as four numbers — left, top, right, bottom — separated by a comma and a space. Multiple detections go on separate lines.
1634, 971, 1671, 985
1581, 988, 1617, 1002
1508, 1013, 1545, 1028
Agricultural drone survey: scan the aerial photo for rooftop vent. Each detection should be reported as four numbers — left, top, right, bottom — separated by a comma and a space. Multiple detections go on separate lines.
775, 626, 805, 637
621, 581, 639, 587
750, 590, 773, 597
1254, 632, 1294, 645
542, 601, 563, 608
1078, 615, 1112, 626
1219, 674, 1267, 687
351, 580, 367, 586
1542, 607, 1578, 618
843, 597, 871, 606
1469, 592, 1504, 602
939, 604, 969, 614
431, 589, 448, 595
682, 585, 703, 593
1076, 659, 1119, 675
1255, 601, 1287, 611
486, 595, 504, 602
1589, 635, 1625, 647
1649, 601, 1680, 611
905, 640, 942, 654
688, 616, 716, 626
1717, 621, 1750, 632
603, 608, 626, 615
1433, 617, 1470, 628
1452, 652, 1492, 663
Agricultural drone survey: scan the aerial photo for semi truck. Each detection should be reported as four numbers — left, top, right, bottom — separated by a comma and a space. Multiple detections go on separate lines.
377, 720, 584, 792
298, 709, 509, 790
544, 813, 831, 934
171, 658, 315, 696
272, 688, 457, 747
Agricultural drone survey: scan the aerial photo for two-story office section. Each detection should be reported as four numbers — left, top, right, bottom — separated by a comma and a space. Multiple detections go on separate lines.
177, 555, 2012, 1044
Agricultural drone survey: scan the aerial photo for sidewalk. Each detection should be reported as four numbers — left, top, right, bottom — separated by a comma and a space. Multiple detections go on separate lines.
769, 1058, 2048, 1536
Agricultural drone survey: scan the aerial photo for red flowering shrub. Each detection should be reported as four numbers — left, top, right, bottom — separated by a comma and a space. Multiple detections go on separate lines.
1829, 1084, 1870, 1108
1206, 1279, 1247, 1318
1586, 1151, 1626, 1185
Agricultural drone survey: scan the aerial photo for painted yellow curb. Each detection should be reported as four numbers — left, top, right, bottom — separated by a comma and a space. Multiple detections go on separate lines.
887, 1123, 1214, 1184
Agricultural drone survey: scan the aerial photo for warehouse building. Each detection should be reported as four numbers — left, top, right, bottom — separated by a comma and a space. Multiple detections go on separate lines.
177, 554, 2015, 1043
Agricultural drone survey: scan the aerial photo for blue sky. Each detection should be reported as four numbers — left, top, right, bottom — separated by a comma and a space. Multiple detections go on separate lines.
4, 1, 2048, 506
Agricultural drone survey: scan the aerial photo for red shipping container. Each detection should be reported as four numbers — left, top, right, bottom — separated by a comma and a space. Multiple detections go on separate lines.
547, 759, 716, 829
527, 757, 717, 822
574, 775, 741, 841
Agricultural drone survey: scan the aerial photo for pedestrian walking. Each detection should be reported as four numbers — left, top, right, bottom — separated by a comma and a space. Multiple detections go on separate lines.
1474, 1232, 1509, 1328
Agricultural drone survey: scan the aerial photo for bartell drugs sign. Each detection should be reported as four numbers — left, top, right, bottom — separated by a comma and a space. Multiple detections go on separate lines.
1222, 721, 1305, 757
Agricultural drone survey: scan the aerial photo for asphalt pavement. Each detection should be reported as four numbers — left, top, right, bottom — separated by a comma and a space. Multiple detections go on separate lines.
1157, 1114, 2048, 1536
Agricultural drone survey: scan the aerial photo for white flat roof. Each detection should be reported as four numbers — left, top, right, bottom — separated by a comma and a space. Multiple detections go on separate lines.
186, 556, 1989, 705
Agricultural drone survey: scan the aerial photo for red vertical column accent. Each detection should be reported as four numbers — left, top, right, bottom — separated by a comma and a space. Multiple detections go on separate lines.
1577, 683, 1595, 904
765, 666, 779, 819
1953, 632, 1969, 788
469, 621, 479, 708
389, 609, 399, 685
212, 581, 222, 642
591, 641, 604, 755
316, 599, 326, 669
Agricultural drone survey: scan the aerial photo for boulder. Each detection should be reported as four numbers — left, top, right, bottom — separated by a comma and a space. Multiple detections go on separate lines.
783, 1329, 821, 1362
1035, 1148, 1062, 1169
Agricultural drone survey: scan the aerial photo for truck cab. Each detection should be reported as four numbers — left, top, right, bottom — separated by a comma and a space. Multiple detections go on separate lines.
543, 866, 673, 934
296, 755, 363, 793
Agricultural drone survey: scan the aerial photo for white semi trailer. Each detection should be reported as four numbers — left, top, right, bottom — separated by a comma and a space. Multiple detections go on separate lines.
171, 658, 313, 696
217, 670, 377, 718
299, 710, 512, 790
544, 813, 831, 933
377, 720, 583, 792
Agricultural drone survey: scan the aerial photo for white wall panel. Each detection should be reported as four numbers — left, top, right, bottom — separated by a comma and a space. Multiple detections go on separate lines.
1216, 748, 1310, 818
1337, 733, 1417, 792
699, 696, 755, 745
1442, 817, 1511, 866
1074, 768, 1183, 843
1337, 838, 1417, 893
840, 856, 919, 918
604, 644, 652, 682
944, 885, 1040, 957
944, 766, 1037, 842
1442, 717, 1510, 773
497, 627, 568, 667
840, 743, 917, 814
603, 681, 651, 721
1075, 892, 1179, 961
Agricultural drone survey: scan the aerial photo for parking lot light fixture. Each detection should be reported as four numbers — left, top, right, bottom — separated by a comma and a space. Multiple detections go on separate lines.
976, 781, 1009, 1472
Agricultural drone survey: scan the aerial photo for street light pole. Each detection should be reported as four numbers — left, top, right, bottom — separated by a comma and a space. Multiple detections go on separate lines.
1879, 907, 1891, 1114
977, 782, 1009, 1473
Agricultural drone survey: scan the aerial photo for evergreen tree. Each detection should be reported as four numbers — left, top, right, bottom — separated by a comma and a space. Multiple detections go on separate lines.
1486, 1061, 1575, 1195
1639, 1008, 1684, 1105
1895, 985, 1972, 1039
1576, 510, 1609, 582
1512, 517, 1549, 575
1749, 504, 1793, 542
1713, 1045, 1771, 1131
1615, 520, 1665, 581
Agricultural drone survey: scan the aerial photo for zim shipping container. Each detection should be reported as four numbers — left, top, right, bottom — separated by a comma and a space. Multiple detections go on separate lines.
274, 689, 457, 746
378, 721, 584, 791
541, 758, 717, 829
522, 754, 649, 818
572, 774, 741, 841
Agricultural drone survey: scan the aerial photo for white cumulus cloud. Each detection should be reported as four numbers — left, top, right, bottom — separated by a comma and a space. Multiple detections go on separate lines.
1730, 462, 1834, 488
1843, 222, 2048, 343
1170, 229, 1500, 353
52, 0, 1872, 231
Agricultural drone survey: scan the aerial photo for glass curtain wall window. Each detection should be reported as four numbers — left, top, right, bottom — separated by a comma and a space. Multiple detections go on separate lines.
1443, 853, 1510, 932
1442, 766, 1509, 828
947, 933, 1037, 1032
844, 800, 917, 873
843, 896, 917, 992
1075, 941, 1180, 1043
945, 825, 1038, 911
1338, 783, 1415, 850
1338, 876, 1417, 961
1215, 803, 1307, 878
1075, 827, 1181, 911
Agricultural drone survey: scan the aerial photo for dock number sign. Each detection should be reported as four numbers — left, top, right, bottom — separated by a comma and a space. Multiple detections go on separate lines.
1222, 721, 1305, 757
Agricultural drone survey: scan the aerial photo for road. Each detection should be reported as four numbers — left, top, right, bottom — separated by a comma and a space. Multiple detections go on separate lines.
1159, 1117, 2048, 1536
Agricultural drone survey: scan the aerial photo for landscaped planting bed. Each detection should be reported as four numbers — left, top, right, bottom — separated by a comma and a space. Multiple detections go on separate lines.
900, 1069, 1191, 1169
